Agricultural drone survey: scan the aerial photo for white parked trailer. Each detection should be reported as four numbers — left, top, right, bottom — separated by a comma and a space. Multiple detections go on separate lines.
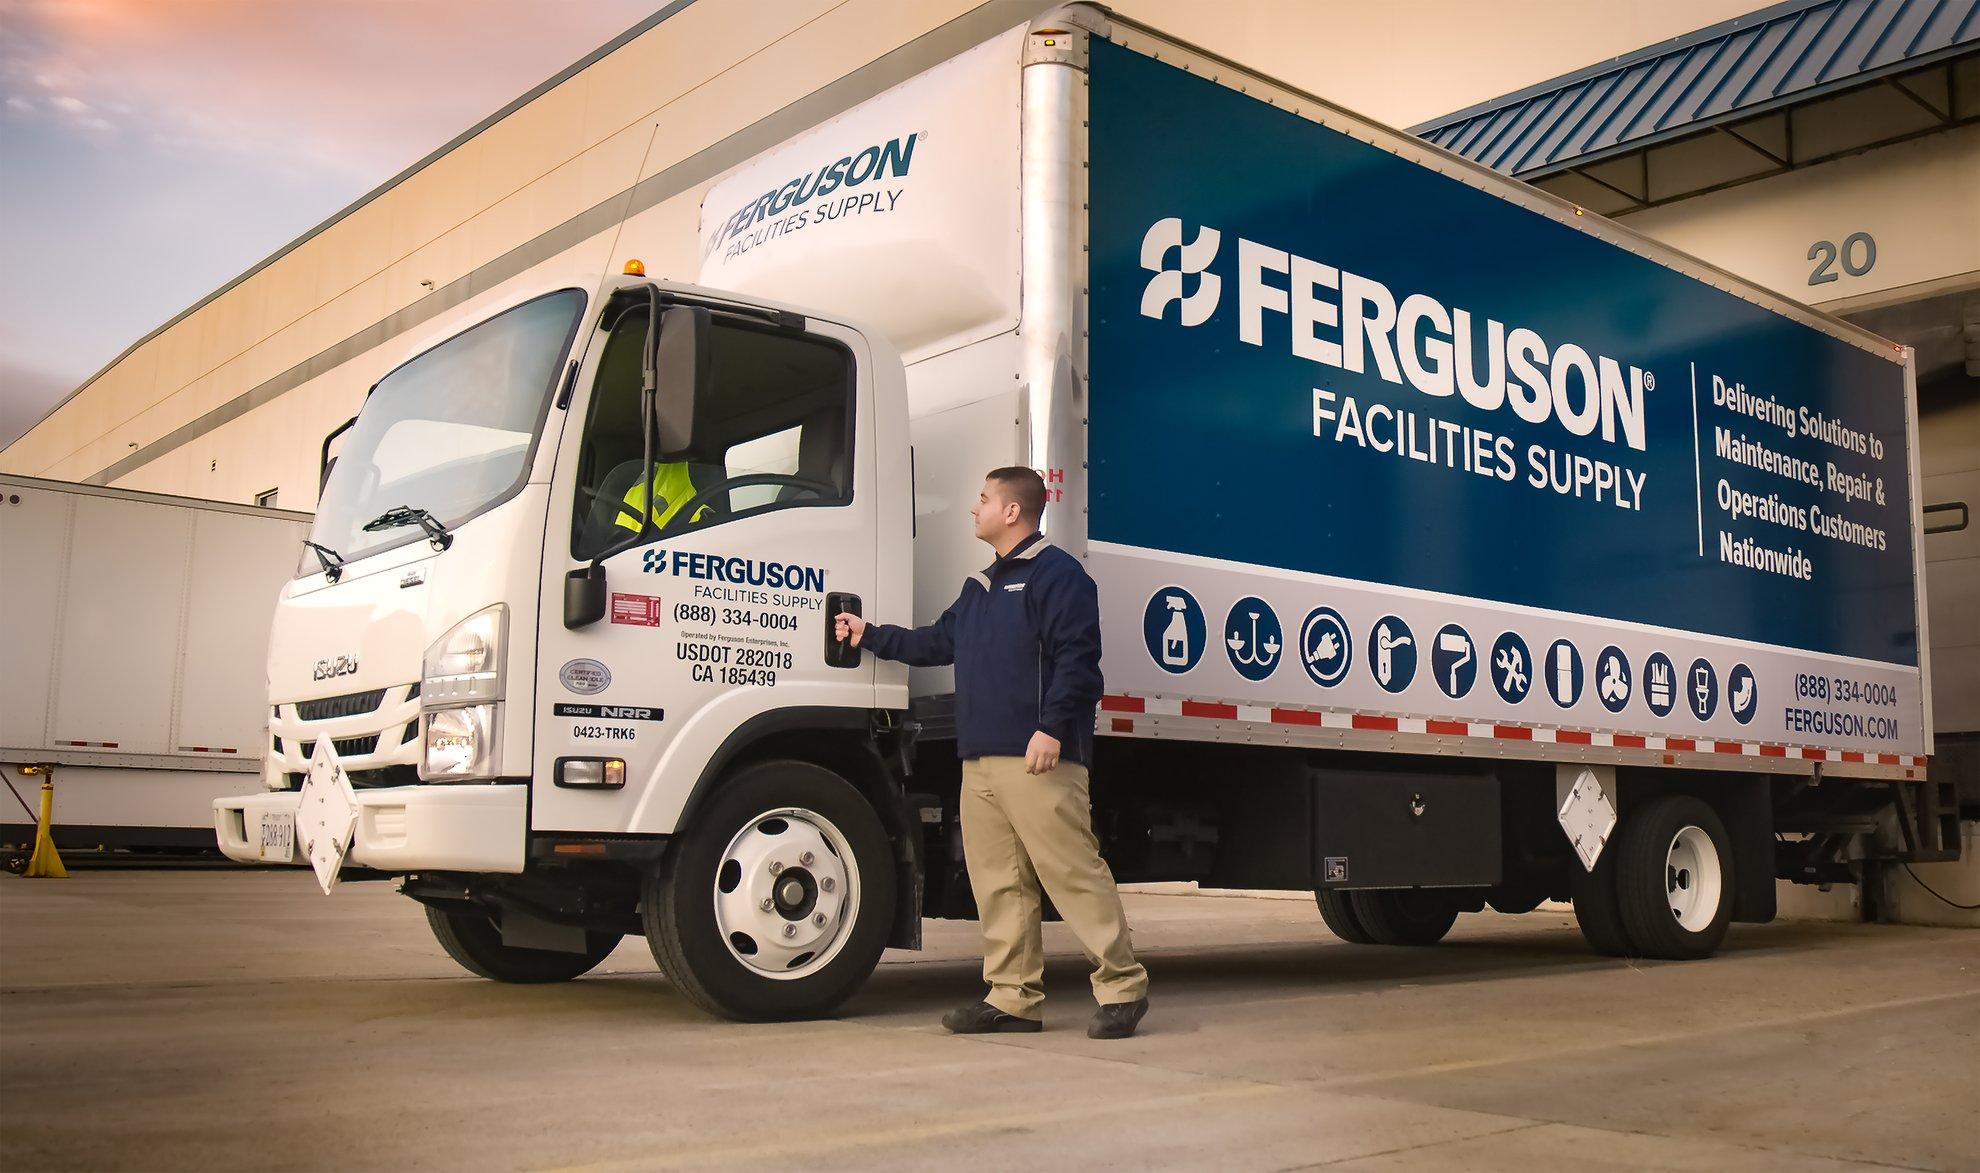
1, 474, 310, 850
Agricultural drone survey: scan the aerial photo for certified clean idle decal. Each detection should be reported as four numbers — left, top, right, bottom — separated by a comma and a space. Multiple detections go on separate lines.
558, 658, 612, 695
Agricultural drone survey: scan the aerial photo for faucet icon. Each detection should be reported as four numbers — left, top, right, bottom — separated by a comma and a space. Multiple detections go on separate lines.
1227, 610, 1281, 668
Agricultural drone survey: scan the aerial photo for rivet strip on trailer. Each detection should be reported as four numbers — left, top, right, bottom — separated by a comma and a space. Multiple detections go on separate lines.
1098, 693, 1926, 768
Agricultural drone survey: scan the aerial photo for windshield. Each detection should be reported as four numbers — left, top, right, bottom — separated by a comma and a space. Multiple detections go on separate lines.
306, 289, 584, 571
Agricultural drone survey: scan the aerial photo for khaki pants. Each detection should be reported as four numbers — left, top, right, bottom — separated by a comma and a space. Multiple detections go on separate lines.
961, 756, 1148, 1019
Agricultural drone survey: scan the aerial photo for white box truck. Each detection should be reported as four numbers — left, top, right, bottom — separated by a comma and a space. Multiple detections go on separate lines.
215, 7, 1956, 1019
2, 475, 310, 851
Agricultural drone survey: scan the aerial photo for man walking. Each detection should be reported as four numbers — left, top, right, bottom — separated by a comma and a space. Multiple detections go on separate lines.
835, 467, 1150, 1039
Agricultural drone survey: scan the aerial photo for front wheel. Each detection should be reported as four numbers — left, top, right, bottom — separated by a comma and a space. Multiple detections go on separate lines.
425, 905, 621, 983
644, 760, 896, 1021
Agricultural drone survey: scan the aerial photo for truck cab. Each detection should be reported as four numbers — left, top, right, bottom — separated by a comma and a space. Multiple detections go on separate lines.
218, 270, 920, 1019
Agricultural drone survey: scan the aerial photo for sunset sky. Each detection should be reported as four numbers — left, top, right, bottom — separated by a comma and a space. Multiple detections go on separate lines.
0, 0, 662, 448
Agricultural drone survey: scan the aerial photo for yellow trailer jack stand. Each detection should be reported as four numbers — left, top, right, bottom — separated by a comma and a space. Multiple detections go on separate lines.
16, 766, 66, 879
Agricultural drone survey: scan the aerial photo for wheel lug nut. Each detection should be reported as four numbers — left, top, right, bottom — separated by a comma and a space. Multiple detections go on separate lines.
783, 924, 797, 938
813, 913, 827, 926
820, 877, 835, 893
760, 898, 774, 912
768, 860, 784, 874
800, 851, 815, 866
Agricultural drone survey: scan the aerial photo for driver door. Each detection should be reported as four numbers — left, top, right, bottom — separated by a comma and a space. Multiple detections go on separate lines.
533, 297, 879, 835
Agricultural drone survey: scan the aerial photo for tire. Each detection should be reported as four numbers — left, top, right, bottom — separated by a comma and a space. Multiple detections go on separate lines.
1571, 848, 1634, 957
1347, 889, 1459, 945
1613, 795, 1733, 960
1315, 888, 1376, 944
425, 904, 621, 983
644, 760, 896, 1021
1485, 882, 1547, 916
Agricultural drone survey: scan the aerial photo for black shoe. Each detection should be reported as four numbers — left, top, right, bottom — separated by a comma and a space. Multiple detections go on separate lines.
1088, 998, 1149, 1039
942, 1001, 1042, 1034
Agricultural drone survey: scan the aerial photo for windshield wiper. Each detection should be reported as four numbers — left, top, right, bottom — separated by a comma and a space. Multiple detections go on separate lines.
302, 540, 345, 581
362, 505, 454, 550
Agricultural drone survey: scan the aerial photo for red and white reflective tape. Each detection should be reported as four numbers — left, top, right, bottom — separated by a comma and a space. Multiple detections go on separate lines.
177, 746, 241, 755
1099, 693, 1926, 769
56, 739, 119, 749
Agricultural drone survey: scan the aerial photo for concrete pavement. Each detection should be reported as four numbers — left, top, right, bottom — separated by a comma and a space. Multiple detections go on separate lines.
2, 871, 1975, 1171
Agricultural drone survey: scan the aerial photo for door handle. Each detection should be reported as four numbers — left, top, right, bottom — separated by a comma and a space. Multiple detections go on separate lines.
825, 592, 862, 669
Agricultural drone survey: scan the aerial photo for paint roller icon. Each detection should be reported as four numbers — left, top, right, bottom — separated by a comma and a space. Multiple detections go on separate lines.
1438, 630, 1472, 693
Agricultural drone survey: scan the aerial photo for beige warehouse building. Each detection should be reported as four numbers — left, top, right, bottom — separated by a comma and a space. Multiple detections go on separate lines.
4, 0, 1976, 909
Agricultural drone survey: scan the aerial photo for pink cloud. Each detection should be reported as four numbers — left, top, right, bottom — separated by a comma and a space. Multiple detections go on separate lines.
4, 0, 662, 177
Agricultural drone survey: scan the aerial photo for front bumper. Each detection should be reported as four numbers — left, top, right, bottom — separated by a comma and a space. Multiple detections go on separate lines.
215, 783, 527, 874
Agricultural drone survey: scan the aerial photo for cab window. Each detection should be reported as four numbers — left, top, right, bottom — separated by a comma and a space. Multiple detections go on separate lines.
571, 307, 853, 560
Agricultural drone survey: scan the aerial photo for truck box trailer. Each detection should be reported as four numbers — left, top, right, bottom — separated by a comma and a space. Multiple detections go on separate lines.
215, 5, 1957, 1019
2, 475, 311, 850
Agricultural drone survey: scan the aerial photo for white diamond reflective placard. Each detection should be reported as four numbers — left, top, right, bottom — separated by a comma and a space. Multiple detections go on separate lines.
1557, 767, 1618, 873
297, 738, 359, 893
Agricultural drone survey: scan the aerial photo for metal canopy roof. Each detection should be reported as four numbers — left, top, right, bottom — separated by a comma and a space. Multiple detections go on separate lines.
1413, 0, 1980, 179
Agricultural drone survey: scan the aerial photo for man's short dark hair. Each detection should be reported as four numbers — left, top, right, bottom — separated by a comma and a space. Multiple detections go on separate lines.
986, 466, 1047, 524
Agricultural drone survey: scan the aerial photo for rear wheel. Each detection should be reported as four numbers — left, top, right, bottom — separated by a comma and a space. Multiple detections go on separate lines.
644, 760, 896, 1021
1613, 795, 1733, 960
425, 905, 621, 983
1314, 889, 1375, 944
1347, 889, 1459, 945
1571, 848, 1634, 957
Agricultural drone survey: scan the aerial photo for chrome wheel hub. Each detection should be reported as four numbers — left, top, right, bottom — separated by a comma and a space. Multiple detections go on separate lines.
712, 807, 859, 979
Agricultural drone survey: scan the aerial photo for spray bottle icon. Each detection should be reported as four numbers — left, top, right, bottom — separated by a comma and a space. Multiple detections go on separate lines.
1161, 595, 1190, 667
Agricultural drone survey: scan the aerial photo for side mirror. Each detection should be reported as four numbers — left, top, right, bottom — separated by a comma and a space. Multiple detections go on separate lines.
320, 414, 357, 492
651, 305, 709, 457
564, 564, 608, 629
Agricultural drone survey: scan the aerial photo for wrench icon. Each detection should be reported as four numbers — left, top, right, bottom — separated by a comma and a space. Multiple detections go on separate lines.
1495, 646, 1528, 693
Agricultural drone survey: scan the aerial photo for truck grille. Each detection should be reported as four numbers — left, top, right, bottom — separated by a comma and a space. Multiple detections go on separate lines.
296, 688, 387, 722
272, 682, 420, 786
281, 734, 380, 759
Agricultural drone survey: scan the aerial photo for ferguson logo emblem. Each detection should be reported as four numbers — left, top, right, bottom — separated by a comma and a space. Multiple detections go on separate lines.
1140, 217, 1222, 326
312, 654, 359, 682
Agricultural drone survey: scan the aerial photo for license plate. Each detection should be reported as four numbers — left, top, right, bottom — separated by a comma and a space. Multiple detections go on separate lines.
260, 810, 295, 863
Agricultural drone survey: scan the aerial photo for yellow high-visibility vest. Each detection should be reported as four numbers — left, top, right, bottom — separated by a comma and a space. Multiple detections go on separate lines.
614, 462, 709, 533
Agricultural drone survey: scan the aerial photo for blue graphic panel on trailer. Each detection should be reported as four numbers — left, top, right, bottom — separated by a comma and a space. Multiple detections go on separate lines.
1087, 37, 1917, 667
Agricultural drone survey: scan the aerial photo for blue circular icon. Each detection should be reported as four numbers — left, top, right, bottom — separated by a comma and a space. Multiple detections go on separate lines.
1298, 606, 1352, 688
1143, 586, 1205, 675
1687, 658, 1719, 721
1728, 663, 1758, 725
1490, 632, 1532, 704
1223, 596, 1284, 682
1545, 640, 1584, 708
1642, 652, 1677, 717
1430, 623, 1477, 699
1368, 615, 1417, 693
1595, 645, 1632, 714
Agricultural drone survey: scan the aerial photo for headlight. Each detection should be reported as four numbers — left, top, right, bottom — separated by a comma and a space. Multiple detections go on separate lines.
424, 605, 507, 704
424, 704, 495, 778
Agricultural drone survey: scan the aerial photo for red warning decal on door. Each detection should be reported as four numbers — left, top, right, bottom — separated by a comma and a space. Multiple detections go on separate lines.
611, 592, 663, 627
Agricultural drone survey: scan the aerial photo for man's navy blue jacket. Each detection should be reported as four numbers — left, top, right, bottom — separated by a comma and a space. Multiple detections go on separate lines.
861, 532, 1103, 766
